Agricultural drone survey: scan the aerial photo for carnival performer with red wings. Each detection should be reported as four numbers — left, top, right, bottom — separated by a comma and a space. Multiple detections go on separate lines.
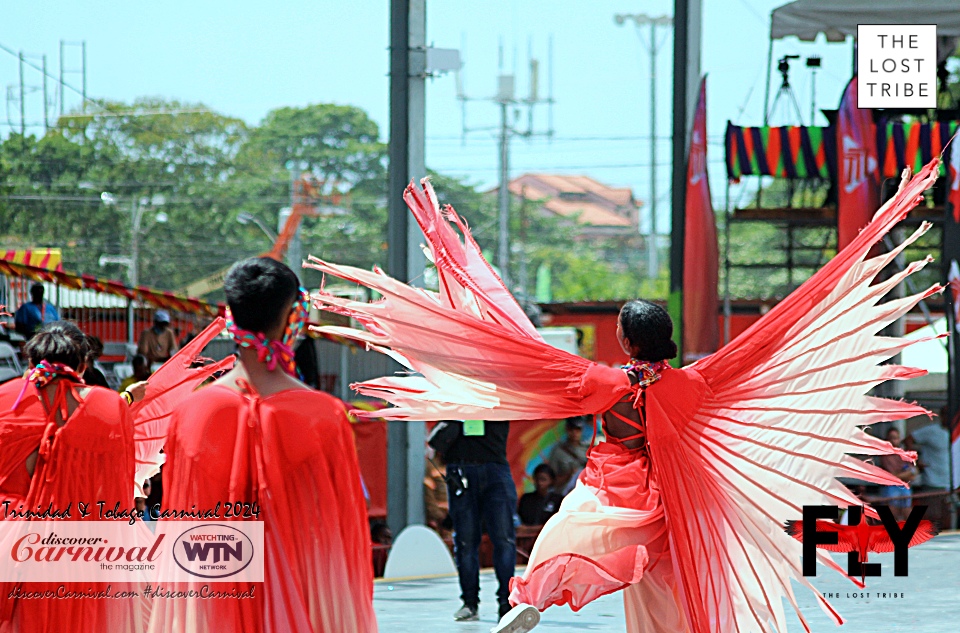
0, 318, 231, 633
147, 257, 377, 633
307, 160, 943, 633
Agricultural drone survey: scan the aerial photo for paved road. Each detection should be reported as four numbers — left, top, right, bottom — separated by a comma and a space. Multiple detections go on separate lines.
373, 532, 960, 632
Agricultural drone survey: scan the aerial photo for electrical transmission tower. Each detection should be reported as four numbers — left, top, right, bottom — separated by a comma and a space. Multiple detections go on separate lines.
457, 39, 554, 293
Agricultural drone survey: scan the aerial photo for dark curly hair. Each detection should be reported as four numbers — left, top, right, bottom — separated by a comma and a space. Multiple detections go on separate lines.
618, 300, 678, 362
24, 321, 89, 370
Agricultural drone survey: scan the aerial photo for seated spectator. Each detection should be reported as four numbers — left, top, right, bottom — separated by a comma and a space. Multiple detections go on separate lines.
83, 336, 111, 388
120, 354, 152, 392
908, 411, 951, 529
878, 427, 917, 522
548, 416, 589, 494
517, 464, 564, 526
371, 521, 392, 546
136, 479, 152, 520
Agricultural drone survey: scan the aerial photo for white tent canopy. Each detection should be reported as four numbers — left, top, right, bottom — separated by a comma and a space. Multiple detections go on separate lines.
772, 0, 960, 41
771, 0, 960, 61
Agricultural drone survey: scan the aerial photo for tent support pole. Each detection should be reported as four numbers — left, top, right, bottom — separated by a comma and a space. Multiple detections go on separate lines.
763, 36, 773, 125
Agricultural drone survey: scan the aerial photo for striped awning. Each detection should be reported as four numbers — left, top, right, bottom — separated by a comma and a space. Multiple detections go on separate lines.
2, 249, 63, 271
0, 257, 221, 316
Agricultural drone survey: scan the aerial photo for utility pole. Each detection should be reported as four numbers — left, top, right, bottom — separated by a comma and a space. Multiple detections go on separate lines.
615, 13, 673, 280
42, 55, 48, 132
458, 42, 554, 294
497, 84, 511, 284
59, 41, 64, 117
18, 52, 25, 143
387, 0, 427, 537
59, 40, 87, 116
287, 165, 302, 277
669, 0, 703, 364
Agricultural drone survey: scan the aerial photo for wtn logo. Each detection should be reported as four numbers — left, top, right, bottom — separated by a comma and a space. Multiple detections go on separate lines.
173, 525, 256, 579
785, 505, 939, 583
181, 540, 243, 564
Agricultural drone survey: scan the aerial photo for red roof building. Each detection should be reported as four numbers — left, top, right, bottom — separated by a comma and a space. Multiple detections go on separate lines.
505, 174, 641, 240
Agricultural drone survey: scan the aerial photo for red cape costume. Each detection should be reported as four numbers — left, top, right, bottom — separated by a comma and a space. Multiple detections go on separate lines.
146, 384, 377, 633
0, 319, 231, 632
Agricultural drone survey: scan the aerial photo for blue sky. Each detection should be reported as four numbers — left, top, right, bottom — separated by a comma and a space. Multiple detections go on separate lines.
5, 1, 857, 231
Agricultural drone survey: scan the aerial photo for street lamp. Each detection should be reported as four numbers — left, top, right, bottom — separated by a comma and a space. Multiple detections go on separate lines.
615, 12, 673, 281
87, 189, 166, 343
237, 212, 278, 243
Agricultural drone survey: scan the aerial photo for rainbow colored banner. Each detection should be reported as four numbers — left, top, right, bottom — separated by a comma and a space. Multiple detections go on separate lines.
725, 124, 836, 181
725, 120, 960, 184
877, 120, 959, 178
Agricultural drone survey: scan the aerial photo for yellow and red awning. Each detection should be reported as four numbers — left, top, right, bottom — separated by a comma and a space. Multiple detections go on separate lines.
0, 256, 220, 316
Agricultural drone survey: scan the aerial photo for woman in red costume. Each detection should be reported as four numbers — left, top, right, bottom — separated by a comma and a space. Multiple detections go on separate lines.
308, 162, 942, 633
0, 322, 145, 632
147, 257, 377, 633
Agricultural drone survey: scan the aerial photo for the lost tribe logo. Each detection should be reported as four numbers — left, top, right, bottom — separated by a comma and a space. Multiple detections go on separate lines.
785, 505, 939, 584
173, 524, 255, 579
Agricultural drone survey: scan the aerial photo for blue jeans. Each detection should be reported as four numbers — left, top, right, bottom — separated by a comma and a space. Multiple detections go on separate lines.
447, 462, 517, 608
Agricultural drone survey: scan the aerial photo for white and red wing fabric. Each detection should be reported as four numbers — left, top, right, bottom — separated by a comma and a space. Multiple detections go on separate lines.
130, 318, 233, 496
309, 164, 941, 632
641, 162, 941, 632
306, 180, 631, 422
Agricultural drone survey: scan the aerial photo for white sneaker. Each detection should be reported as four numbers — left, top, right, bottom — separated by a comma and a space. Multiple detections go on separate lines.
490, 604, 540, 633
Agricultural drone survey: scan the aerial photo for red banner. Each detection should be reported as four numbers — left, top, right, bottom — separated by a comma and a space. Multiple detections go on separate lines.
682, 77, 719, 362
837, 77, 880, 250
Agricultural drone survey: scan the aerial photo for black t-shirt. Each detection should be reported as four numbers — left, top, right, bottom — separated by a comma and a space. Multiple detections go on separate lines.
443, 420, 509, 465
83, 367, 110, 389
518, 491, 564, 526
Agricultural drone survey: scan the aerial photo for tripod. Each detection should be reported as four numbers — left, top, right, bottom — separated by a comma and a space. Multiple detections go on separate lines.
767, 55, 804, 126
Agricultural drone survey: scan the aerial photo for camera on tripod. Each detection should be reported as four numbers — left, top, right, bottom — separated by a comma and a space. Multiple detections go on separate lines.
778, 55, 800, 85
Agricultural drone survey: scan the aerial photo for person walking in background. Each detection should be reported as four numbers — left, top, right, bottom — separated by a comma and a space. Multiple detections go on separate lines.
13, 283, 59, 339
442, 420, 517, 623
137, 310, 178, 365
148, 257, 376, 632
547, 417, 589, 494
517, 464, 564, 526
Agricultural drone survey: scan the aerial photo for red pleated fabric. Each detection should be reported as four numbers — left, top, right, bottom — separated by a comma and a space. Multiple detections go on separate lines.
147, 385, 376, 633
0, 379, 144, 633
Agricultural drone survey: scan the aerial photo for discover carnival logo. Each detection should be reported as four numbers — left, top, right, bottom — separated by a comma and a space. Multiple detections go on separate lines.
173, 524, 255, 579
0, 520, 264, 583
